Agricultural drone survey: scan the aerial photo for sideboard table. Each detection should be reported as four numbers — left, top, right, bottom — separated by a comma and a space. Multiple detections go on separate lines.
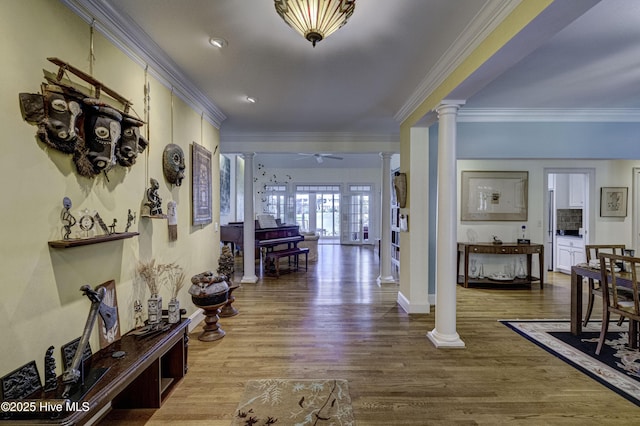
457, 242, 544, 288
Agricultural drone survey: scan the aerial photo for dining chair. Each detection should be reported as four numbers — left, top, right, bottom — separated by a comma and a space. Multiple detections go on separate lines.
583, 244, 626, 327
595, 253, 640, 355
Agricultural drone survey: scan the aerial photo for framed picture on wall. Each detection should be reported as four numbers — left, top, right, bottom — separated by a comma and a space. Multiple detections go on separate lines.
600, 187, 627, 217
461, 171, 528, 221
192, 143, 212, 225
220, 155, 231, 215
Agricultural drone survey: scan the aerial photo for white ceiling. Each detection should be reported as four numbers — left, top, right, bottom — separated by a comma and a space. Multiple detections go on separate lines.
68, 0, 640, 167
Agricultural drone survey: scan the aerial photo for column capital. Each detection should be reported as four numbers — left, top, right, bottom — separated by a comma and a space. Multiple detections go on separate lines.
435, 100, 466, 116
241, 152, 255, 159
379, 152, 394, 160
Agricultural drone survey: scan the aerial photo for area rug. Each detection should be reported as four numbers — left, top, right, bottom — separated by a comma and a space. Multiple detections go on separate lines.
232, 379, 355, 426
501, 320, 640, 406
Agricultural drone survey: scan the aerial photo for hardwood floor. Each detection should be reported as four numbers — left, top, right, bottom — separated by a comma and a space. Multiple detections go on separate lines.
101, 244, 639, 425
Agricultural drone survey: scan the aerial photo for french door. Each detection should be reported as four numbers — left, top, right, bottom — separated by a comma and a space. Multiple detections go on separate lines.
341, 185, 372, 245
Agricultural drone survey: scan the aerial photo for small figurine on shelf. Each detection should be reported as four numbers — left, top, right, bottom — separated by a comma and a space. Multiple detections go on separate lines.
61, 197, 77, 240
133, 299, 144, 329
125, 208, 136, 232
492, 235, 503, 245
144, 178, 163, 216
109, 218, 117, 234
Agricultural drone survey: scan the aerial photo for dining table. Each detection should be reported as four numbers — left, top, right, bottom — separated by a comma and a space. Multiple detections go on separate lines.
570, 262, 635, 336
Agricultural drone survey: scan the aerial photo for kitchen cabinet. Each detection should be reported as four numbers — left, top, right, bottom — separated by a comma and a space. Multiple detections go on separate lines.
569, 174, 585, 207
556, 236, 585, 274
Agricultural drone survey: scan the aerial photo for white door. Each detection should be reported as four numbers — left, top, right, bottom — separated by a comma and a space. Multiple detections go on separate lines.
341, 193, 370, 244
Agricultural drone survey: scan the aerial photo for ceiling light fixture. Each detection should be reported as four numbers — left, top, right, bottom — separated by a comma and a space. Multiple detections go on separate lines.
209, 37, 227, 48
274, 0, 356, 47
246, 96, 257, 104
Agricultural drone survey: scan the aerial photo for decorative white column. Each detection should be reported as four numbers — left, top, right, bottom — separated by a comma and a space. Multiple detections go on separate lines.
427, 100, 465, 348
378, 152, 395, 284
241, 152, 258, 283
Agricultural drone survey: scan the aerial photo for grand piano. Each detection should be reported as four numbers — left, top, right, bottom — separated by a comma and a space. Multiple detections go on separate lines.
220, 220, 303, 257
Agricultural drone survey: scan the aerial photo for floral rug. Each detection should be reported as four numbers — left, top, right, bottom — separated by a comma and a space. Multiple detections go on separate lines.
232, 379, 355, 426
501, 320, 640, 406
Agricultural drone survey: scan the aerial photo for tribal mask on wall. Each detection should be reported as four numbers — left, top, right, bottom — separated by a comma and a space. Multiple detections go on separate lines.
117, 116, 148, 167
19, 87, 147, 178
162, 143, 186, 186
82, 101, 122, 174
19, 87, 82, 154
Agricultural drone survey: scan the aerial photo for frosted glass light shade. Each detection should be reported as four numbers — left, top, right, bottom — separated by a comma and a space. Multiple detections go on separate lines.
274, 0, 356, 47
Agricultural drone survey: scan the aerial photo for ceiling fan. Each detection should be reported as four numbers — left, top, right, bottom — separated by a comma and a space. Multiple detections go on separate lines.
296, 153, 344, 164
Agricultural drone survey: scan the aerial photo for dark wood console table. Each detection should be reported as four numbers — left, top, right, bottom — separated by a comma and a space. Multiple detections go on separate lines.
457, 242, 544, 288
6, 319, 189, 425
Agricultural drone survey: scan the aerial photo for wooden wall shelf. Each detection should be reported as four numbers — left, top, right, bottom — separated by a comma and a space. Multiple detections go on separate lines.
48, 232, 139, 248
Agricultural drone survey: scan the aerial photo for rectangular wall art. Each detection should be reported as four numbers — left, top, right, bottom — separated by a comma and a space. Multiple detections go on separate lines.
461, 171, 528, 221
192, 143, 212, 225
600, 187, 627, 217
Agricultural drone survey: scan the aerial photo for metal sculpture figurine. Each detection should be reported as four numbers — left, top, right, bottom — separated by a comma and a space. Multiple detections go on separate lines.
109, 219, 117, 234
145, 178, 163, 216
162, 144, 186, 186
61, 285, 116, 398
61, 197, 76, 239
125, 209, 136, 232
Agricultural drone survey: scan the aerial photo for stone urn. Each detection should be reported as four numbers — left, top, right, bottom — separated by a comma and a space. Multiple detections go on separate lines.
189, 271, 229, 341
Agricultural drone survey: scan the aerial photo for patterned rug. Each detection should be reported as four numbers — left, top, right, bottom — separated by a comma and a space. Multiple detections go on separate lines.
232, 379, 355, 426
501, 320, 640, 406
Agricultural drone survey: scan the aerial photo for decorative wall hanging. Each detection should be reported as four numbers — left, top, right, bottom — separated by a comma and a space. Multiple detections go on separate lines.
461, 171, 528, 221
95, 280, 120, 349
192, 143, 212, 225
18, 58, 147, 178
600, 187, 628, 217
163, 144, 186, 186
220, 155, 231, 214
393, 171, 407, 208
167, 200, 178, 241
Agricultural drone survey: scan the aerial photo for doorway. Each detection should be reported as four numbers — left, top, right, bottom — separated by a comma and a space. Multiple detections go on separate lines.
543, 168, 594, 272
341, 186, 372, 245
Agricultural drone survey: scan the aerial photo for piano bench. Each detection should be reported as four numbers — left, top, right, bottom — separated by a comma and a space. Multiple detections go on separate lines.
264, 247, 309, 277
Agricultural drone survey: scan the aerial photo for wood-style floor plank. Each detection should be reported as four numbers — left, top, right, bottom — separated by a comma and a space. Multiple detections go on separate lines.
100, 244, 639, 425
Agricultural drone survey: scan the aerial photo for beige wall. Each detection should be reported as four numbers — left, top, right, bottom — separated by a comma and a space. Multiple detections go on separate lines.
0, 0, 220, 378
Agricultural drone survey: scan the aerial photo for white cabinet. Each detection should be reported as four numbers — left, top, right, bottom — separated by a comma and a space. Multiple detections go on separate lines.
569, 174, 584, 207
555, 236, 586, 274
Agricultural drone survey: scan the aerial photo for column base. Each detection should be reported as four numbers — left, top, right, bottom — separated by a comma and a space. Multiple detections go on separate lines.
240, 275, 258, 283
426, 328, 466, 348
377, 275, 396, 284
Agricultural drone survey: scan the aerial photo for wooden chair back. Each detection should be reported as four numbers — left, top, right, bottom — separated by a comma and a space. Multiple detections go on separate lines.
585, 244, 625, 262
598, 253, 640, 317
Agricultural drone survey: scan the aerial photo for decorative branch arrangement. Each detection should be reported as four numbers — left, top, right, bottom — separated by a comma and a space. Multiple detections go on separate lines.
163, 262, 186, 300
137, 259, 162, 295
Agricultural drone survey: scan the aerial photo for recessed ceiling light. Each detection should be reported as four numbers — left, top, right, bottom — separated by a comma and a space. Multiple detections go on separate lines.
209, 37, 227, 48
246, 96, 257, 104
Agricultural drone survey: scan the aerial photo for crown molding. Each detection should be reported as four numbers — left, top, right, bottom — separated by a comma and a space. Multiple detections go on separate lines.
458, 108, 640, 122
60, 0, 226, 129
394, 0, 521, 123
221, 132, 400, 144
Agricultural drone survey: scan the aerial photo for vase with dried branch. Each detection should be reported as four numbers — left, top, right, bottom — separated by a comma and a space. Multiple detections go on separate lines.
138, 259, 163, 325
163, 262, 186, 324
